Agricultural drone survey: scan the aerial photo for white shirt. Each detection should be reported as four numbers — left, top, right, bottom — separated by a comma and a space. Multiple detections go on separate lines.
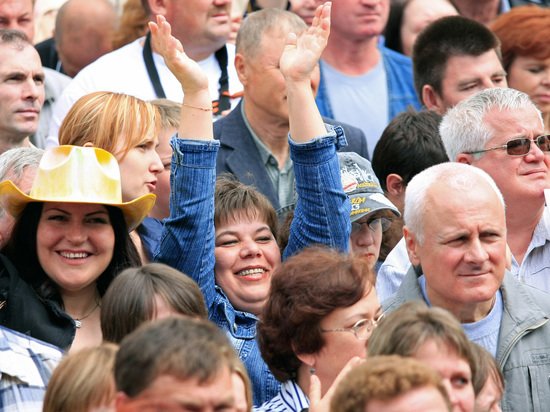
46, 38, 243, 148
254, 380, 309, 412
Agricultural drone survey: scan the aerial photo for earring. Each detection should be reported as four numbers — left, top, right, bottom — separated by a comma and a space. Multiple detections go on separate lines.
309, 365, 315, 375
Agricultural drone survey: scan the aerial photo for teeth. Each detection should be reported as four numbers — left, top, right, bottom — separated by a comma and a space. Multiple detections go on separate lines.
237, 268, 266, 276
60, 252, 89, 259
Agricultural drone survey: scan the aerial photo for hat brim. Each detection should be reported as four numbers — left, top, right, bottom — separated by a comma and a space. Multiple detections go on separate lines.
349, 192, 401, 223
0, 180, 155, 232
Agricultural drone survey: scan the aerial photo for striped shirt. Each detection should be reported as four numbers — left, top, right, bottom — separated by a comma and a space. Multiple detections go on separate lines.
0, 326, 64, 412
254, 380, 309, 412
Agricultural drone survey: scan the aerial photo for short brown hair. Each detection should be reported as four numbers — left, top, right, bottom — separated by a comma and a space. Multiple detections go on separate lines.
101, 263, 208, 343
214, 174, 278, 241
368, 301, 477, 381
331, 355, 452, 412
43, 343, 119, 412
115, 317, 237, 398
150, 98, 181, 129
470, 342, 505, 397
491, 5, 550, 71
58, 91, 161, 161
257, 246, 374, 382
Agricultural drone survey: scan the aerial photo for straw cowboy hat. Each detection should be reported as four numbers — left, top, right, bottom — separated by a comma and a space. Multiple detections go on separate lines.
0, 145, 155, 232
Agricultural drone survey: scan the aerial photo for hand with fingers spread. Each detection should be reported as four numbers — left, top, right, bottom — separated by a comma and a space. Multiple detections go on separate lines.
148, 15, 209, 95
280, 1, 331, 84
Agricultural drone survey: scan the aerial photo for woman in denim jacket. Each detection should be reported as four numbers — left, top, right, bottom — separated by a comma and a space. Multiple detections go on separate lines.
152, 4, 350, 405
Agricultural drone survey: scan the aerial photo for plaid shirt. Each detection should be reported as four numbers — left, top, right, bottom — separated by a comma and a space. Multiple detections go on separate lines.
0, 326, 64, 411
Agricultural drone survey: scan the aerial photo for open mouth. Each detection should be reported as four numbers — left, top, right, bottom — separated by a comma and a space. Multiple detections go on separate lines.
59, 251, 90, 259
235, 268, 267, 277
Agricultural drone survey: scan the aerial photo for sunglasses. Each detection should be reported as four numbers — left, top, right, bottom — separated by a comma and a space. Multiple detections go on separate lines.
464, 135, 550, 157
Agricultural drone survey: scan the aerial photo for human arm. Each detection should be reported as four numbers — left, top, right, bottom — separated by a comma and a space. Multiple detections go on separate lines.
150, 16, 218, 306
281, 3, 351, 257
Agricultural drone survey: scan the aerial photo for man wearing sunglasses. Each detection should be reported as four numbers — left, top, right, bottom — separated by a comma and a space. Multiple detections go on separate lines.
442, 87, 550, 294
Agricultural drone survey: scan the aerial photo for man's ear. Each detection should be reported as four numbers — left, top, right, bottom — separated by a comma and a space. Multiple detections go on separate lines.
386, 174, 404, 197
422, 85, 445, 115
456, 153, 474, 165
403, 226, 422, 267
234, 53, 248, 85
148, 0, 168, 17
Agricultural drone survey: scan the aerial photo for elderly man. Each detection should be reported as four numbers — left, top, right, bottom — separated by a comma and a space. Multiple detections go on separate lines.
382, 162, 550, 412
376, 88, 550, 300
315, 0, 421, 158
413, 15, 507, 115
47, 0, 243, 145
0, 147, 43, 248
114, 317, 239, 411
215, 8, 368, 212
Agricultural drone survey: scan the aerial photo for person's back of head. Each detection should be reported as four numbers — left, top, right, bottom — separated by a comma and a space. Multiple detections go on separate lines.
413, 15, 502, 108
115, 317, 238, 401
331, 355, 452, 412
101, 263, 208, 344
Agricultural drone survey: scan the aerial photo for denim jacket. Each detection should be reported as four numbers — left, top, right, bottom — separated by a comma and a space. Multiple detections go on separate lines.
315, 46, 421, 121
155, 127, 351, 406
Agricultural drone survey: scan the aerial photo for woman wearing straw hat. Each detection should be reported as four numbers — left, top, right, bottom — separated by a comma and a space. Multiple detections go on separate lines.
0, 145, 154, 352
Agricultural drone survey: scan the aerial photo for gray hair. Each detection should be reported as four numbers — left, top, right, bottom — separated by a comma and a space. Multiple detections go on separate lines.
236, 8, 307, 59
0, 147, 43, 217
404, 162, 505, 244
440, 88, 543, 161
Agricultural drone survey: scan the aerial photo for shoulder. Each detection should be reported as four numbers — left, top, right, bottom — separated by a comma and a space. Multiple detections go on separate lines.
380, 46, 413, 65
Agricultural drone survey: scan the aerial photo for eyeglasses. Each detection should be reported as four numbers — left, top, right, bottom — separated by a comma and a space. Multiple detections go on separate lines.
321, 313, 385, 341
351, 217, 393, 234
463, 135, 550, 157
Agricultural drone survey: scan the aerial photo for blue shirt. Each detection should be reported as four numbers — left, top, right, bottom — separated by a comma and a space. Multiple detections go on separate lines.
155, 127, 351, 405
0, 326, 64, 411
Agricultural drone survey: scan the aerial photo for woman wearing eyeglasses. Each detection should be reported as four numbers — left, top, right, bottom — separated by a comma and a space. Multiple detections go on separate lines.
255, 246, 382, 412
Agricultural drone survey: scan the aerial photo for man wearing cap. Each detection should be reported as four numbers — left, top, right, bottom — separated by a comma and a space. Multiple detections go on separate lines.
338, 152, 400, 273
215, 8, 368, 213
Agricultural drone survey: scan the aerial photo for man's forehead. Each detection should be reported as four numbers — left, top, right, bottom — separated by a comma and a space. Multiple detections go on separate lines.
0, 0, 33, 15
484, 105, 544, 137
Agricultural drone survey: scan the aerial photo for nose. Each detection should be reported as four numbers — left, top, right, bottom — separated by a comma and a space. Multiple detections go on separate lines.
239, 238, 261, 259
23, 78, 41, 101
525, 137, 546, 162
442, 379, 459, 409
150, 151, 163, 174
66, 221, 87, 244
355, 223, 376, 246
464, 238, 489, 264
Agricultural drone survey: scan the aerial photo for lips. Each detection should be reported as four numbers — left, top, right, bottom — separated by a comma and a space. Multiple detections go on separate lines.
59, 251, 90, 259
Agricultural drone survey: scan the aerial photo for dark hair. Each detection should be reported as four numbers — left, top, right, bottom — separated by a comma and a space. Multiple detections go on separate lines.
257, 246, 374, 382
383, 0, 409, 54
101, 263, 208, 343
215, 174, 278, 241
2, 202, 140, 302
372, 109, 448, 192
0, 28, 32, 49
491, 5, 550, 72
412, 15, 501, 105
115, 317, 237, 398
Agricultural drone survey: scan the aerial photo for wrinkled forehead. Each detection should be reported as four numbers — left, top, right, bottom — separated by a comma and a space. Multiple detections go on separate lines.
483, 105, 545, 140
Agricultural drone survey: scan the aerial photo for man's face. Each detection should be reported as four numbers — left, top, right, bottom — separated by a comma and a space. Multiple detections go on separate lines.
404, 181, 507, 319
238, 31, 320, 124
464, 106, 550, 209
0, 44, 45, 143
160, 0, 231, 50
330, 0, 389, 41
0, 0, 34, 41
124, 368, 235, 412
424, 50, 507, 115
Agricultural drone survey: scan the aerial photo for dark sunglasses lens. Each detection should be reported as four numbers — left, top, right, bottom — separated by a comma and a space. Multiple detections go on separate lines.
507, 138, 530, 156
537, 135, 550, 152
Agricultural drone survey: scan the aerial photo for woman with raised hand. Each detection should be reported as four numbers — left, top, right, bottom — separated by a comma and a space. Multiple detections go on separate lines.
151, 3, 351, 405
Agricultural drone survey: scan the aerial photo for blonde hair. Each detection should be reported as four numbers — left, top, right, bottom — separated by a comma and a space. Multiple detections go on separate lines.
43, 343, 119, 412
58, 91, 161, 161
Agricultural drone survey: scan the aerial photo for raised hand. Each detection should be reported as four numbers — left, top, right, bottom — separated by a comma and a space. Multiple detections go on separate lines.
279, 2, 331, 84
148, 15, 209, 94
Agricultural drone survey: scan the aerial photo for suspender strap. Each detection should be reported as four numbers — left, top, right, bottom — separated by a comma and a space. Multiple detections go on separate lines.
143, 32, 167, 99
213, 45, 230, 115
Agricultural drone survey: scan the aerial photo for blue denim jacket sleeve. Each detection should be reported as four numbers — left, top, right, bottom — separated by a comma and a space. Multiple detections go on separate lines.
153, 136, 218, 307
283, 124, 352, 260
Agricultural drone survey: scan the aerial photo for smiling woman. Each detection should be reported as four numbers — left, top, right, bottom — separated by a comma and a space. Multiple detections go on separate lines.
58, 91, 164, 261
0, 145, 153, 352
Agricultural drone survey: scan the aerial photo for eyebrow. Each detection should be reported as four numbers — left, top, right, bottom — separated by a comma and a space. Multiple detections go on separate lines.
43, 207, 109, 217
215, 225, 272, 239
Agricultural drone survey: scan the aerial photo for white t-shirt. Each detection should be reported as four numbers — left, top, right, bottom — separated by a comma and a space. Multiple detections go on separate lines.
46, 38, 243, 148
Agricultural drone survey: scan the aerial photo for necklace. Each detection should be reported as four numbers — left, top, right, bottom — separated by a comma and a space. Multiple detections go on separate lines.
71, 297, 100, 329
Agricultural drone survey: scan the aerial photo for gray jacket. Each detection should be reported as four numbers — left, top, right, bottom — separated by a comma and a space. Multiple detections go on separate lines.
382, 268, 550, 412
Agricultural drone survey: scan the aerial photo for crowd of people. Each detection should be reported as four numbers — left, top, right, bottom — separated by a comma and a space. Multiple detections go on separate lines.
0, 0, 549, 411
